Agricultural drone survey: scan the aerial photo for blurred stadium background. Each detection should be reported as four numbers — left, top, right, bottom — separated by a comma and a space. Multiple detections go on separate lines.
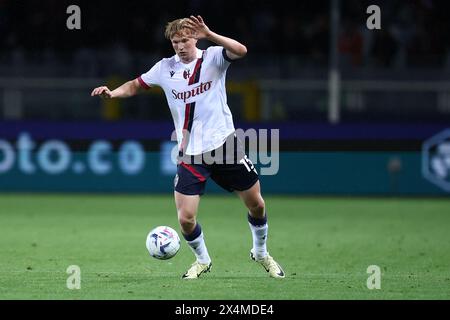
0, 0, 449, 300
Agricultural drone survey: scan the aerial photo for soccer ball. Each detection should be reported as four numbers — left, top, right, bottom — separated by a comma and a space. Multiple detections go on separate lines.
146, 226, 181, 260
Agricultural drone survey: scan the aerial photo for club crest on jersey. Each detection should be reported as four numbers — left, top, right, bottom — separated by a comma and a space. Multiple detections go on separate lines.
172, 81, 212, 103
183, 69, 191, 79
170, 71, 175, 78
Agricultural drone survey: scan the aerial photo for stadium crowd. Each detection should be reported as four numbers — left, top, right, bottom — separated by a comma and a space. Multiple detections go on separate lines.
0, 0, 449, 78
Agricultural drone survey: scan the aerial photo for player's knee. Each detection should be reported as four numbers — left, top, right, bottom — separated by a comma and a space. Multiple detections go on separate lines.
177, 210, 196, 229
247, 197, 265, 215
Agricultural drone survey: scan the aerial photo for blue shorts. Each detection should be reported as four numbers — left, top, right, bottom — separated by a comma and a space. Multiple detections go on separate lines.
174, 134, 259, 195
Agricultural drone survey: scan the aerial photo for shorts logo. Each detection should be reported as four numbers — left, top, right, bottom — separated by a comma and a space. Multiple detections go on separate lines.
174, 174, 179, 187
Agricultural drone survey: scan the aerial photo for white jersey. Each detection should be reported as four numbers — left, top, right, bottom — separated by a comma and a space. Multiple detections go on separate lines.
138, 46, 235, 155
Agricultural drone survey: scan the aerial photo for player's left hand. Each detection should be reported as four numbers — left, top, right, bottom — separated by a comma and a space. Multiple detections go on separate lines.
186, 15, 211, 40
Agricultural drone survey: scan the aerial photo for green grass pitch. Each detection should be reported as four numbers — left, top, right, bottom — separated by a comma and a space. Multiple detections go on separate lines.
0, 194, 449, 299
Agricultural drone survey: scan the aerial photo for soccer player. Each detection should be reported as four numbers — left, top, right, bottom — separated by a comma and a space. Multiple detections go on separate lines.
91, 15, 285, 279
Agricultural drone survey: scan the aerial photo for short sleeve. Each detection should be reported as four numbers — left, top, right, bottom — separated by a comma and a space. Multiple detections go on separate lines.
138, 61, 162, 89
207, 46, 232, 71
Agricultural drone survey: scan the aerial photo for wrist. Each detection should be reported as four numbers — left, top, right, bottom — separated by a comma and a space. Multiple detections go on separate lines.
205, 30, 216, 42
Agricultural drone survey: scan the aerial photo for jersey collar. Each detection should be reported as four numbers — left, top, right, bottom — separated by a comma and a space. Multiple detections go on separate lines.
175, 48, 203, 63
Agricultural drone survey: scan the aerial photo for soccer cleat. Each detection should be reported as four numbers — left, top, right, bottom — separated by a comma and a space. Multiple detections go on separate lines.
182, 261, 212, 279
250, 249, 285, 278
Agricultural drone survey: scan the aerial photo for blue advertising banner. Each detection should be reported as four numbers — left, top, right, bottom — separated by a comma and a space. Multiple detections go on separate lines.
0, 121, 448, 195
0, 121, 448, 140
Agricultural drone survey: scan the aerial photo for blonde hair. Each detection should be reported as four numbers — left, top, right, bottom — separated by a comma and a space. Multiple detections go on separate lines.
164, 18, 192, 40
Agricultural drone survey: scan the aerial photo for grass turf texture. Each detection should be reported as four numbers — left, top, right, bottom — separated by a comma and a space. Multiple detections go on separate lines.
0, 194, 449, 299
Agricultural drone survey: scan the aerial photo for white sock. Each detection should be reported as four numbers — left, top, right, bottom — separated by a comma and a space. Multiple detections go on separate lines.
248, 215, 268, 260
186, 232, 211, 265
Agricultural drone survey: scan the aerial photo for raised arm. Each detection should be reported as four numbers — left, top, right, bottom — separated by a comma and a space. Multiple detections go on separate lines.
186, 15, 247, 60
91, 78, 142, 99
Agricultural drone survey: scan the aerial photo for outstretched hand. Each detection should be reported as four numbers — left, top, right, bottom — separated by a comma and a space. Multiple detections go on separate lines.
91, 86, 113, 99
186, 15, 211, 40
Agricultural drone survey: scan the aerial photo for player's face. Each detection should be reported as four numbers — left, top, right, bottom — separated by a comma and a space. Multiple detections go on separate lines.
171, 30, 197, 63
